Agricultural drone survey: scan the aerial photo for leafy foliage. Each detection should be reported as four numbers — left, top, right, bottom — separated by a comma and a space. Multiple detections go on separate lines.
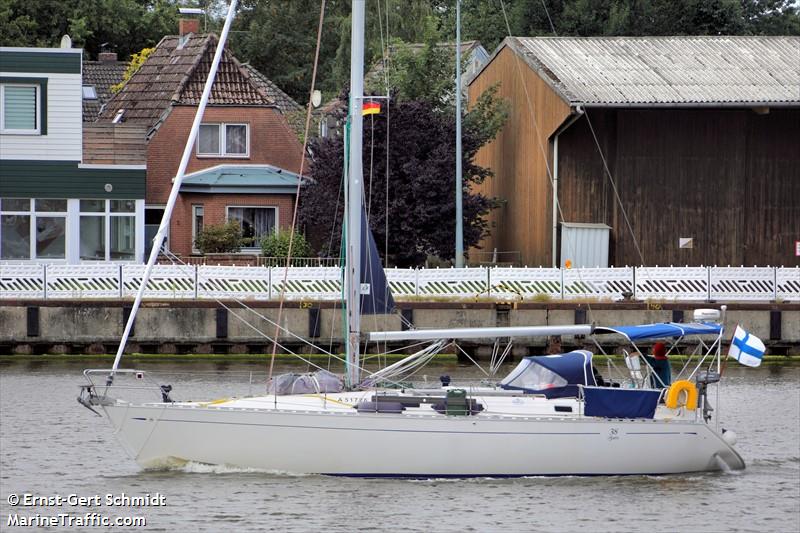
299, 97, 504, 267
230, 0, 439, 102
261, 229, 312, 258
432, 0, 800, 49
0, 0, 180, 60
110, 47, 154, 93
3, 0, 797, 98
195, 220, 247, 254
374, 38, 459, 113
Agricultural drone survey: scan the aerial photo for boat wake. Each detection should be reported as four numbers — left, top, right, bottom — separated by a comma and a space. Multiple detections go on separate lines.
713, 454, 743, 475
143, 459, 312, 477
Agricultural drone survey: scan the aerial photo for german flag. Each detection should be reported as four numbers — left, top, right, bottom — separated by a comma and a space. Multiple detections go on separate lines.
362, 100, 381, 116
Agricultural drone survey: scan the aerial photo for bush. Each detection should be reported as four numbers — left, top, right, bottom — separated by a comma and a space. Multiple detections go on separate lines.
261, 229, 312, 258
195, 221, 247, 254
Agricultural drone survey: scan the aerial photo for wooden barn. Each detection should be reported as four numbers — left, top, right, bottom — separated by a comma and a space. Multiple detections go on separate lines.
468, 36, 800, 268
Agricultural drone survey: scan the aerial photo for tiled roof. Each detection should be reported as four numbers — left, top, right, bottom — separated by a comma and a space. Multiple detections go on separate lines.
503, 36, 800, 106
99, 33, 274, 127
82, 60, 127, 122
240, 64, 302, 115
241, 63, 305, 137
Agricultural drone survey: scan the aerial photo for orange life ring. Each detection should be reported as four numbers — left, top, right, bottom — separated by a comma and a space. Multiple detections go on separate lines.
665, 380, 698, 410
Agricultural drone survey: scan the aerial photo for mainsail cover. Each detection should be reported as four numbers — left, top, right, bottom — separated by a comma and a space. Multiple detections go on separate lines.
360, 204, 394, 315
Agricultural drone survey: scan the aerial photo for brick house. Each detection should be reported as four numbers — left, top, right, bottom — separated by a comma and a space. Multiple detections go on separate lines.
94, 20, 304, 258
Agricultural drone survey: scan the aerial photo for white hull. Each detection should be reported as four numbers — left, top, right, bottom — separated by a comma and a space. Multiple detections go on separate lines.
101, 399, 744, 477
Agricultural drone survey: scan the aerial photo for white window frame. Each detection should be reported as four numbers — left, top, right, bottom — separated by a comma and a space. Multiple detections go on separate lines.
78, 199, 137, 262
196, 122, 250, 158
225, 205, 278, 252
0, 84, 41, 135
0, 198, 67, 261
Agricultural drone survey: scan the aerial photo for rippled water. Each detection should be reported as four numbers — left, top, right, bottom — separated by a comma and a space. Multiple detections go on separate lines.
1, 360, 798, 532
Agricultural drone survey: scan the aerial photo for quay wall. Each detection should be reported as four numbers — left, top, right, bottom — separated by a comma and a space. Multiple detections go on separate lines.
1, 301, 798, 357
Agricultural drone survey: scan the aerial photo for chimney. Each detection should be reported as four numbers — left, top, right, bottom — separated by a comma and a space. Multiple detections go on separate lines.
179, 18, 200, 36
98, 51, 118, 62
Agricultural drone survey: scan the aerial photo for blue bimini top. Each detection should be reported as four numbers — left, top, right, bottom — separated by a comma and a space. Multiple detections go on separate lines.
499, 350, 596, 398
593, 322, 722, 341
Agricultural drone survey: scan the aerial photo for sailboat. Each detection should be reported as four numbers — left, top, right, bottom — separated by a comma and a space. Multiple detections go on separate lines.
80, 0, 745, 476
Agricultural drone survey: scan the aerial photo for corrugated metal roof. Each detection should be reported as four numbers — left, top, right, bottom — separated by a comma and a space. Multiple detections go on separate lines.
508, 36, 800, 106
180, 164, 300, 194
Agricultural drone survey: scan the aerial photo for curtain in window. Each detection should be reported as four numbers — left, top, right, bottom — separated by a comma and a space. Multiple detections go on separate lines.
252, 208, 275, 241
228, 207, 275, 246
226, 125, 247, 154
198, 124, 220, 154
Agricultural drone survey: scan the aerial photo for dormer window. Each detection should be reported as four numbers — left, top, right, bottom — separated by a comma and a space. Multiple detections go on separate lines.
82, 85, 97, 99
197, 123, 249, 157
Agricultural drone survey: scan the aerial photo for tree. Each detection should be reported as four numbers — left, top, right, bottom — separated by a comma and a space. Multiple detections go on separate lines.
299, 15, 509, 267
741, 0, 800, 34
0, 0, 180, 60
230, 0, 439, 102
299, 96, 505, 267
431, 0, 800, 45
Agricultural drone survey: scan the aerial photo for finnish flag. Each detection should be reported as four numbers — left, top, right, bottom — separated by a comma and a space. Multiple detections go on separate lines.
728, 325, 766, 367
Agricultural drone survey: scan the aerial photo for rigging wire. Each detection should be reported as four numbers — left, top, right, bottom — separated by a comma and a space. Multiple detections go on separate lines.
583, 112, 646, 264
539, 0, 557, 35
268, 0, 328, 384
496, 0, 650, 330
499, 0, 647, 268
156, 248, 415, 389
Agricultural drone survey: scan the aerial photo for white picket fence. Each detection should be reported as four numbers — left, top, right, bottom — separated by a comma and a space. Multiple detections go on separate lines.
0, 264, 798, 302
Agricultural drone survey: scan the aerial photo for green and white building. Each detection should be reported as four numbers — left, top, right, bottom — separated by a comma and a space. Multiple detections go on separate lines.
0, 46, 146, 263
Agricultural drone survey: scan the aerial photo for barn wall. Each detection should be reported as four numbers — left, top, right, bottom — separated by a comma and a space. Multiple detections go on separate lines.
468, 46, 571, 266
558, 108, 800, 267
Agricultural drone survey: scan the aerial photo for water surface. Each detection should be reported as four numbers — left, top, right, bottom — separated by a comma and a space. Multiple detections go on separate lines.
1, 360, 798, 532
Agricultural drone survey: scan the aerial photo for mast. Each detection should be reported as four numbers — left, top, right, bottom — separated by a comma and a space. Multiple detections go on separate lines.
454, 0, 464, 267
345, 0, 366, 389
106, 0, 239, 385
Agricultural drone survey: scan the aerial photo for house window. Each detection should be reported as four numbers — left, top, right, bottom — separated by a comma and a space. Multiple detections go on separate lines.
82, 86, 97, 99
0, 198, 66, 260
192, 205, 204, 253
79, 199, 136, 261
0, 84, 40, 134
144, 206, 167, 258
197, 123, 249, 157
227, 206, 276, 249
